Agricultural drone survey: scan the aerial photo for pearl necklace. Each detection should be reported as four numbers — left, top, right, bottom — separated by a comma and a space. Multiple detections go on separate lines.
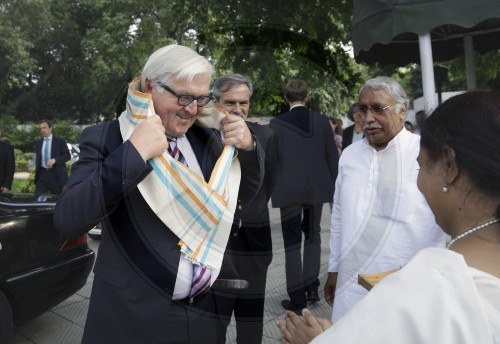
447, 218, 500, 249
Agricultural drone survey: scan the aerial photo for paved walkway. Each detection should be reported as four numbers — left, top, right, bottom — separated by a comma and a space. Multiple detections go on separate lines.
10, 204, 333, 344
14, 172, 30, 180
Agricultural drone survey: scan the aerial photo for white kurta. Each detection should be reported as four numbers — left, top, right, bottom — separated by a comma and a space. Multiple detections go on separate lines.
314, 248, 500, 343
329, 128, 446, 322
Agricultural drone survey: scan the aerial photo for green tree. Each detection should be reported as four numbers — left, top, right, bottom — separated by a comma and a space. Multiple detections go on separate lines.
1, 0, 364, 122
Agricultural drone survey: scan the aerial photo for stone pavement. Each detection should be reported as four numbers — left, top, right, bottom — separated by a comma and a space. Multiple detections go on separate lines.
9, 204, 333, 344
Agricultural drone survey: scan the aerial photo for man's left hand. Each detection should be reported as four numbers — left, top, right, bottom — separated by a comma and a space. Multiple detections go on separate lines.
221, 114, 254, 151
47, 158, 56, 168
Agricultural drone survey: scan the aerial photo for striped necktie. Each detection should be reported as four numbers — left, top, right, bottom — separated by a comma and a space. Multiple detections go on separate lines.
167, 137, 212, 297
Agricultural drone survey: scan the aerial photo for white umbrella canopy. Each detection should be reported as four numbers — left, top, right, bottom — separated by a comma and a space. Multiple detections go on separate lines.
352, 0, 500, 112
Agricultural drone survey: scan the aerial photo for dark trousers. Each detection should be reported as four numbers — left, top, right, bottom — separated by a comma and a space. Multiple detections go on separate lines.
214, 268, 268, 344
215, 226, 272, 344
35, 168, 66, 195
280, 204, 323, 307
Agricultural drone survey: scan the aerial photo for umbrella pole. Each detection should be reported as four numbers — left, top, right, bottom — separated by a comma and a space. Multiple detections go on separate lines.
418, 33, 437, 114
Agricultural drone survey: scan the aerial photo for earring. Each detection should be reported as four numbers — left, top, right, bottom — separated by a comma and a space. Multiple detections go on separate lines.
442, 185, 449, 193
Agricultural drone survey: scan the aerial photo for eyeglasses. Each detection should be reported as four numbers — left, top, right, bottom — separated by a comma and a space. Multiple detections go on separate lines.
157, 82, 212, 107
354, 103, 396, 115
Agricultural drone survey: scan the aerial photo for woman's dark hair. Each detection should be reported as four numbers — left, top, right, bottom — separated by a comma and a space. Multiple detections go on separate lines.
347, 103, 357, 122
420, 91, 500, 218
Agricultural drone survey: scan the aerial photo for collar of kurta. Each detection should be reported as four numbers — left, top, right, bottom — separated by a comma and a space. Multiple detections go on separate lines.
118, 77, 241, 270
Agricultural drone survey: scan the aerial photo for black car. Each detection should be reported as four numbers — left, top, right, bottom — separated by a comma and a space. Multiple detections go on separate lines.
0, 193, 95, 342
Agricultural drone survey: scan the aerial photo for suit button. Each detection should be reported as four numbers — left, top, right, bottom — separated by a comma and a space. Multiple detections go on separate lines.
233, 232, 238, 237
122, 179, 128, 185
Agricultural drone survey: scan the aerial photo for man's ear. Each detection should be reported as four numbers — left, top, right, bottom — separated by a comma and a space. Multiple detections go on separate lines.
398, 103, 408, 121
144, 79, 154, 93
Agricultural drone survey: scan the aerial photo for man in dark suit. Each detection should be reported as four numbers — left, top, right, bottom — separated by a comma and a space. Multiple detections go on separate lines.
0, 129, 15, 193
54, 45, 265, 344
35, 119, 70, 194
212, 74, 277, 344
270, 79, 339, 313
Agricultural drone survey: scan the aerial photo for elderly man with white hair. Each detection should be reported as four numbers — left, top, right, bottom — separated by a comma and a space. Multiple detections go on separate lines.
54, 45, 265, 344
324, 76, 446, 322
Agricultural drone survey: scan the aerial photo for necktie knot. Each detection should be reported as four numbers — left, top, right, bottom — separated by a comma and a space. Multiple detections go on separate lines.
167, 138, 187, 166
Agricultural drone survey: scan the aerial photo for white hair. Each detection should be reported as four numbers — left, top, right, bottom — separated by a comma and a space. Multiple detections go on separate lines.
360, 76, 409, 113
140, 45, 214, 90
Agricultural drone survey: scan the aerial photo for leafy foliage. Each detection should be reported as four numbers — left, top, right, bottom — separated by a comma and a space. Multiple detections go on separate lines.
0, 0, 365, 123
2, 0, 496, 125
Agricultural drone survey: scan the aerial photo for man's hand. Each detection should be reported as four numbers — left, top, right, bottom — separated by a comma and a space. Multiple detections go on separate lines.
220, 114, 254, 151
277, 309, 332, 344
324, 272, 338, 307
0, 187, 9, 193
129, 115, 168, 161
47, 158, 56, 168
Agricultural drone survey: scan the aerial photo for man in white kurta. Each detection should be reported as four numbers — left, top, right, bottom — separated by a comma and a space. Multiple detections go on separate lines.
327, 77, 446, 322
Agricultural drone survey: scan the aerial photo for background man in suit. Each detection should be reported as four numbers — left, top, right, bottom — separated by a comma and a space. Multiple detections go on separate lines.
54, 45, 265, 343
212, 74, 277, 344
0, 129, 15, 193
413, 109, 426, 134
35, 119, 70, 194
270, 79, 339, 314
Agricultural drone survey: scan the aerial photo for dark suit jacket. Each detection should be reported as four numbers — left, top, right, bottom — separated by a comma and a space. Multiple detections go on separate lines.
0, 140, 15, 190
222, 122, 277, 279
54, 120, 264, 343
342, 124, 364, 150
35, 135, 70, 184
269, 106, 339, 207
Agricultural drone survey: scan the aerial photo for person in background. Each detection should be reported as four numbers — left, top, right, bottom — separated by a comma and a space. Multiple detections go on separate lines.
341, 104, 364, 150
212, 73, 277, 344
0, 129, 15, 193
270, 79, 339, 314
329, 117, 343, 156
277, 90, 500, 344
413, 109, 425, 134
404, 120, 414, 132
34, 119, 70, 194
54, 45, 265, 343
324, 76, 445, 322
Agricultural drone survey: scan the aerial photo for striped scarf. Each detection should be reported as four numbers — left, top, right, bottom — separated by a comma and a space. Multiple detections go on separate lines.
118, 77, 241, 270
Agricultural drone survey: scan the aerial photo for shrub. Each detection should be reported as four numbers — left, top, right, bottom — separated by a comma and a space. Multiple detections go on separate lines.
19, 171, 36, 193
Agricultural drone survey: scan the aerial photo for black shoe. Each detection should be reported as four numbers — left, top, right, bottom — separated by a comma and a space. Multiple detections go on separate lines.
281, 300, 304, 315
307, 291, 320, 302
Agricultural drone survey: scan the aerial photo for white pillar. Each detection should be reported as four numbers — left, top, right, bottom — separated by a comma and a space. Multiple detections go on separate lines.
464, 35, 477, 91
418, 33, 437, 114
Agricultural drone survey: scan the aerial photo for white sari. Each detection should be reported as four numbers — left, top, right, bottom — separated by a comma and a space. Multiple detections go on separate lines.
314, 248, 500, 343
